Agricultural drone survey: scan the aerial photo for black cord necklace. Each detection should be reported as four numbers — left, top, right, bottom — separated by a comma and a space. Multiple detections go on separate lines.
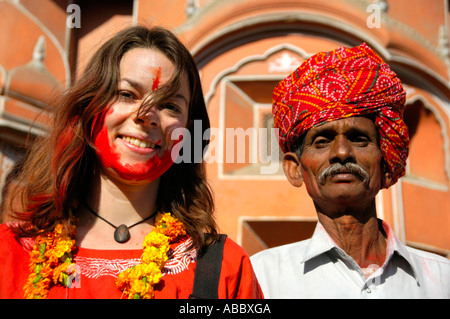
84, 202, 156, 244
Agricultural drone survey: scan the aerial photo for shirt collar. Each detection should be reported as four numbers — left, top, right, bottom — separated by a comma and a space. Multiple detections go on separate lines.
299, 219, 420, 281
299, 222, 337, 263
380, 220, 419, 281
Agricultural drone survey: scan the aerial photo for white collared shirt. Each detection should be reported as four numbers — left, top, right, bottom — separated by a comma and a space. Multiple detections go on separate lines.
251, 220, 450, 298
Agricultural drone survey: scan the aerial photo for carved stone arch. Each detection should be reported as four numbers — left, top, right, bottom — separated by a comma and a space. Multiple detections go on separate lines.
388, 59, 450, 101
204, 44, 308, 178
204, 44, 309, 106
191, 10, 389, 68
403, 93, 450, 184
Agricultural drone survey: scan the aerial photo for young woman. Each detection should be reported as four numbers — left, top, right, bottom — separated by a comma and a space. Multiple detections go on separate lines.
0, 26, 263, 299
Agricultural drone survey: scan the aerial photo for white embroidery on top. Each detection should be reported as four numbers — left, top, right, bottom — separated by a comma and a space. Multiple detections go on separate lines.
74, 237, 197, 279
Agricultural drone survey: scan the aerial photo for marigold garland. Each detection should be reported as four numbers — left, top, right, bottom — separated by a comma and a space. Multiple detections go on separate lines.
23, 211, 186, 299
116, 212, 186, 299
23, 214, 77, 299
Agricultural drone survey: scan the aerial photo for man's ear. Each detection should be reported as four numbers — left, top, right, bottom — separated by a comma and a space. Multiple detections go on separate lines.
282, 152, 303, 187
380, 161, 393, 189
381, 170, 393, 189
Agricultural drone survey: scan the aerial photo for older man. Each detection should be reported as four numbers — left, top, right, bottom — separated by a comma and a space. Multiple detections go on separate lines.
251, 43, 450, 298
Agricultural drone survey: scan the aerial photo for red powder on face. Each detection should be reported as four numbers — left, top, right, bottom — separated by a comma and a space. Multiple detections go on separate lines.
91, 108, 176, 182
152, 67, 162, 92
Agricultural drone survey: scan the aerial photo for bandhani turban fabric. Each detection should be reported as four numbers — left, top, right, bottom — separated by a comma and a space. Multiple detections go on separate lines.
272, 43, 409, 187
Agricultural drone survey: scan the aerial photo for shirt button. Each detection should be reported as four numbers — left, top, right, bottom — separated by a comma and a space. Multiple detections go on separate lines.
365, 288, 371, 293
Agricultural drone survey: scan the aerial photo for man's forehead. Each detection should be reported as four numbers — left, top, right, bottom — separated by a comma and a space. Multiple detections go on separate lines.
306, 116, 377, 135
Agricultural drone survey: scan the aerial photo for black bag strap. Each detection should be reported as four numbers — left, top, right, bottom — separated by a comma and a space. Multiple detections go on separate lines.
189, 234, 227, 299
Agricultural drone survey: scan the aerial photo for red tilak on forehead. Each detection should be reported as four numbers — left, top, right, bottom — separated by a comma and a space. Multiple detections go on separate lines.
152, 67, 162, 92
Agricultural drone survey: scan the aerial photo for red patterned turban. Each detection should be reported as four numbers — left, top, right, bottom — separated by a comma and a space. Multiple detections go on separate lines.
273, 43, 409, 187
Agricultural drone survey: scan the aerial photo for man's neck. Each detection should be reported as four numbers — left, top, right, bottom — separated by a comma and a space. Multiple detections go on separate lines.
317, 206, 387, 270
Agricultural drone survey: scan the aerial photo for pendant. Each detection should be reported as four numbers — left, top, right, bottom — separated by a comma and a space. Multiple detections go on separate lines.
114, 224, 130, 243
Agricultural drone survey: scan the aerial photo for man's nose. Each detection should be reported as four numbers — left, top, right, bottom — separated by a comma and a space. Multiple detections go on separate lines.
329, 135, 356, 164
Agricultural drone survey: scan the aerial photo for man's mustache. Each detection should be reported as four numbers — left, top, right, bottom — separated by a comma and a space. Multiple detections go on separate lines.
319, 163, 369, 185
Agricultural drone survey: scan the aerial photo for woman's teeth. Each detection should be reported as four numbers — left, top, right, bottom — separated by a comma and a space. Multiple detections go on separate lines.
121, 136, 157, 149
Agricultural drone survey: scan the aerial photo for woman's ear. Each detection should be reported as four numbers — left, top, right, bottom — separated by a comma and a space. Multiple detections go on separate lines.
282, 152, 303, 187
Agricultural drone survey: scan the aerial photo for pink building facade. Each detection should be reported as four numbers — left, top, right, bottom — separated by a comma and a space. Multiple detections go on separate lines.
0, 0, 448, 258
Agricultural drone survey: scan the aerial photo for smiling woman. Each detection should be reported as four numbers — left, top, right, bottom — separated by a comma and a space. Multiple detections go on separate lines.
0, 25, 263, 299
91, 48, 190, 184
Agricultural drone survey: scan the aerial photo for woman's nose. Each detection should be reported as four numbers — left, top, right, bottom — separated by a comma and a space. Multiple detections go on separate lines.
133, 108, 159, 127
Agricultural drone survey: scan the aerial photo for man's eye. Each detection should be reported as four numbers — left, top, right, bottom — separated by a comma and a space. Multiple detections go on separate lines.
351, 135, 370, 145
313, 137, 330, 147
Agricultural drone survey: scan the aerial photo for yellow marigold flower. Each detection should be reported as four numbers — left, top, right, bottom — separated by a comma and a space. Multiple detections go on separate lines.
142, 265, 162, 285
143, 231, 169, 249
154, 213, 186, 241
39, 263, 53, 278
54, 223, 64, 236
130, 279, 146, 292
52, 238, 73, 259
130, 264, 145, 280
53, 263, 69, 285
141, 246, 168, 265
29, 250, 45, 265
116, 269, 132, 290
138, 286, 155, 299
23, 219, 77, 299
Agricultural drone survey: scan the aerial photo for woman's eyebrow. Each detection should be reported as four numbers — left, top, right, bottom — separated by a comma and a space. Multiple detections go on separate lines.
173, 93, 189, 106
120, 78, 145, 92
121, 78, 189, 106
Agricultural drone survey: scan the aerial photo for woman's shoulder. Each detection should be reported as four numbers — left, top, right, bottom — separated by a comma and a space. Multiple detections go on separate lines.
199, 235, 250, 265
0, 222, 17, 241
0, 222, 35, 253
0, 223, 34, 298
221, 235, 251, 261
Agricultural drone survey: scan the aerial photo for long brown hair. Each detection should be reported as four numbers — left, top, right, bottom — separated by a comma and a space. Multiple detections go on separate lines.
11, 25, 218, 249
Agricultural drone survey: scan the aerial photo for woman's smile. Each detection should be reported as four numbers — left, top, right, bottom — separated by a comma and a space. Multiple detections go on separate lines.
120, 135, 160, 150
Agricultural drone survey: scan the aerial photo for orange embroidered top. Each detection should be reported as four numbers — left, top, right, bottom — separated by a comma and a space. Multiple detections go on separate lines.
0, 223, 263, 299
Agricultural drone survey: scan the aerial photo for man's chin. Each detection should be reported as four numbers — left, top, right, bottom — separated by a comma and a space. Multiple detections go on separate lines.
319, 184, 376, 203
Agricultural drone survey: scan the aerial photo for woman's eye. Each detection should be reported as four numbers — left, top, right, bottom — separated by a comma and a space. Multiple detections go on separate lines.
161, 103, 180, 113
117, 91, 136, 102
